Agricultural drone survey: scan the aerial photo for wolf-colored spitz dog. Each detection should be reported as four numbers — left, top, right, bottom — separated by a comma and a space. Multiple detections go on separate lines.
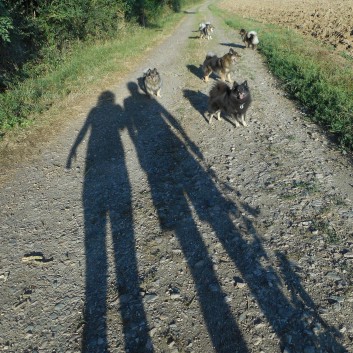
208, 80, 252, 127
202, 48, 241, 82
199, 22, 215, 40
143, 68, 162, 98
239, 29, 259, 50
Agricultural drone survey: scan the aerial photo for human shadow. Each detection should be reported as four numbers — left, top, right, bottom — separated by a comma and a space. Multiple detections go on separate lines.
183, 89, 208, 122
220, 42, 246, 49
124, 82, 249, 353
123, 82, 347, 353
66, 91, 153, 353
276, 251, 344, 351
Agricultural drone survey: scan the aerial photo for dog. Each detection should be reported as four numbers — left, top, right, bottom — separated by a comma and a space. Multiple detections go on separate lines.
199, 22, 215, 40
143, 68, 162, 98
207, 80, 251, 127
239, 29, 259, 50
202, 48, 241, 82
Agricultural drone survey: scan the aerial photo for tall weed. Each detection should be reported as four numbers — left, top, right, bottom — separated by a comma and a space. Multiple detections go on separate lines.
213, 6, 353, 151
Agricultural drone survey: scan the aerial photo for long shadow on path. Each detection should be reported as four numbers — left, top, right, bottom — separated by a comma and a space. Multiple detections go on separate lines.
124, 82, 346, 353
66, 83, 346, 352
125, 82, 249, 353
67, 91, 153, 353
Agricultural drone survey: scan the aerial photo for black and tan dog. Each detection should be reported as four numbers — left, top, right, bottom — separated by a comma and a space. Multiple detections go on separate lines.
202, 48, 241, 82
143, 68, 162, 98
239, 29, 259, 50
208, 80, 252, 127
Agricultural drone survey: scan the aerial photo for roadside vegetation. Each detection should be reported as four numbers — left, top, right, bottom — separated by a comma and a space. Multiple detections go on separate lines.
212, 4, 353, 152
0, 0, 200, 137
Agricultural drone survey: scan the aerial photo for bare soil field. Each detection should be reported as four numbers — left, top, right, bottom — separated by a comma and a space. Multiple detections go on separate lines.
219, 0, 353, 56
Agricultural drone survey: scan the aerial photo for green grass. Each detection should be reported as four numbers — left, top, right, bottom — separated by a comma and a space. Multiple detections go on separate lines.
0, 5, 197, 137
211, 4, 353, 152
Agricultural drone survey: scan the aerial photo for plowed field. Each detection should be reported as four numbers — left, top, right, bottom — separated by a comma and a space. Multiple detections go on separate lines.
219, 0, 353, 55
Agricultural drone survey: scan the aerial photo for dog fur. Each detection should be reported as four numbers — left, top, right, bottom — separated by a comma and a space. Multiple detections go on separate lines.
143, 68, 162, 98
199, 22, 215, 40
240, 29, 259, 50
208, 80, 252, 127
202, 48, 241, 82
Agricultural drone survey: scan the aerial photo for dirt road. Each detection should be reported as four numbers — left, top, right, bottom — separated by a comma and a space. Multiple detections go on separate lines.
1, 2, 353, 352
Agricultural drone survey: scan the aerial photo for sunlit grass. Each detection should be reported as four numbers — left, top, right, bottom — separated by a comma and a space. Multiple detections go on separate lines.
211, 4, 353, 151
0, 10, 187, 136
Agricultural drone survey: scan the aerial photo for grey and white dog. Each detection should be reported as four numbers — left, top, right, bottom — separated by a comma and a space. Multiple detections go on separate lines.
239, 29, 259, 50
199, 22, 215, 40
143, 68, 162, 98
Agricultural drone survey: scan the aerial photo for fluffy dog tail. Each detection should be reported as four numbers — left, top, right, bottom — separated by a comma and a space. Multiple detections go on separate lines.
206, 51, 215, 59
247, 31, 259, 45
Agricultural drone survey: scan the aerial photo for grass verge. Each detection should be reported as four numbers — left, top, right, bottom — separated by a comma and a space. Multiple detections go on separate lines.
211, 4, 353, 152
0, 6, 196, 138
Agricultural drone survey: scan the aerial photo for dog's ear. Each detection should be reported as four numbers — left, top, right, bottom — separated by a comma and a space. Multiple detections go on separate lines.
232, 81, 239, 89
229, 48, 235, 54
243, 80, 248, 87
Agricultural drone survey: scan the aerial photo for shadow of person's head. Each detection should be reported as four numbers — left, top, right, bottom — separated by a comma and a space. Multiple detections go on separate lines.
97, 90, 115, 105
127, 81, 140, 96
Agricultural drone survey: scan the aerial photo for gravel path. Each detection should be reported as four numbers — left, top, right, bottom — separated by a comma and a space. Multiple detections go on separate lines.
1, 2, 353, 353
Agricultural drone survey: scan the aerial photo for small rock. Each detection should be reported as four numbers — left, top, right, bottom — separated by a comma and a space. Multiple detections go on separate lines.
149, 327, 157, 337
326, 272, 341, 281
303, 346, 315, 353
55, 303, 65, 311
194, 260, 205, 268
144, 294, 158, 303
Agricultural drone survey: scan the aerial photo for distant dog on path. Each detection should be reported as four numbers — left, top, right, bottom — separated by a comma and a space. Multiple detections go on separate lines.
240, 29, 259, 50
143, 68, 162, 98
199, 22, 215, 40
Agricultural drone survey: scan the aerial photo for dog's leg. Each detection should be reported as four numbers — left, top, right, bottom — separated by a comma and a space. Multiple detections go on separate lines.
156, 89, 161, 97
208, 112, 214, 124
204, 69, 211, 82
226, 73, 231, 82
233, 114, 240, 127
216, 111, 222, 121
240, 113, 248, 127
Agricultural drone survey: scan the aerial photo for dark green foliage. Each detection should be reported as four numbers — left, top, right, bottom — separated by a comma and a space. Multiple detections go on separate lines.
0, 1, 13, 43
0, 0, 199, 134
0, 0, 185, 90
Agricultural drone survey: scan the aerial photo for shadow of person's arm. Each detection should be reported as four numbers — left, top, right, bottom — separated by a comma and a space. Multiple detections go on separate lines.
66, 119, 90, 169
161, 112, 204, 160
